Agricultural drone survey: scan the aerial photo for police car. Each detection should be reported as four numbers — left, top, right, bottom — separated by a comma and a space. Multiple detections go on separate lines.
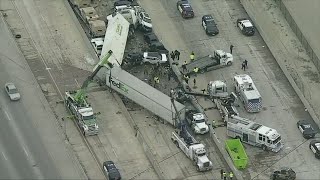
177, 1, 194, 18
202, 15, 219, 36
309, 140, 320, 159
237, 18, 255, 36
297, 120, 317, 139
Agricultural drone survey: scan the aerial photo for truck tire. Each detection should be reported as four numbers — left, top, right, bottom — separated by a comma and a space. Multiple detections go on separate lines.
262, 145, 268, 151
175, 141, 179, 148
227, 61, 232, 66
196, 165, 200, 171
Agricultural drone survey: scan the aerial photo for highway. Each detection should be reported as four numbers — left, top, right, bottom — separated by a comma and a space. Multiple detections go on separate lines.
0, 12, 85, 179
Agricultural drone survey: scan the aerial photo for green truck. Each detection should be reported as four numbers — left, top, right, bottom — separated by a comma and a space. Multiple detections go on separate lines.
225, 139, 248, 169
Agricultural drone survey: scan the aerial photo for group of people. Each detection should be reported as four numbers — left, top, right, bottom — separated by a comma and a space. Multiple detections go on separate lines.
221, 169, 234, 180
170, 50, 181, 61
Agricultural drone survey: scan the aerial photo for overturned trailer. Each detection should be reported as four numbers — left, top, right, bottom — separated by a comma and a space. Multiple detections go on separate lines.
105, 66, 185, 126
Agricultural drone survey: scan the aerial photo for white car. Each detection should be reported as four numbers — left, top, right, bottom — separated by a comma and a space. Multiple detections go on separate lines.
143, 52, 167, 64
5, 83, 21, 101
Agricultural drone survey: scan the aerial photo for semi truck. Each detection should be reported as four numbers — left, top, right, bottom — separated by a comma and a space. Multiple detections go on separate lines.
233, 74, 262, 112
65, 50, 113, 136
183, 50, 233, 75
171, 126, 213, 171
186, 110, 209, 135
226, 116, 283, 152
105, 66, 185, 126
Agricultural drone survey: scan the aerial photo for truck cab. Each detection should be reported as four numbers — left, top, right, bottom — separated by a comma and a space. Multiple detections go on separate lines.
190, 144, 213, 171
91, 38, 104, 57
207, 80, 228, 98
213, 50, 233, 66
186, 111, 209, 134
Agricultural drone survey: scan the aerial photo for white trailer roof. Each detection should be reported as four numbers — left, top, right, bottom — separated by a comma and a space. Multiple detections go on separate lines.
100, 14, 129, 67
105, 66, 185, 125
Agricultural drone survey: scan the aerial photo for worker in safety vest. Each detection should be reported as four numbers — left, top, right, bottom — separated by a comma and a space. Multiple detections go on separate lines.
223, 171, 227, 180
190, 51, 195, 61
229, 171, 234, 180
193, 67, 199, 76
153, 76, 159, 87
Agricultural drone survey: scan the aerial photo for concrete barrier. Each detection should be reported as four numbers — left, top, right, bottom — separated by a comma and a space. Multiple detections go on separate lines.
113, 92, 165, 180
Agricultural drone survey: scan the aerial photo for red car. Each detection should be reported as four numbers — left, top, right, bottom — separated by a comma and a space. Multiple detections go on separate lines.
177, 1, 194, 18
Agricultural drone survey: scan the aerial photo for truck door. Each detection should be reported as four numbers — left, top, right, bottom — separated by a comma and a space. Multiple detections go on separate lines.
243, 133, 248, 143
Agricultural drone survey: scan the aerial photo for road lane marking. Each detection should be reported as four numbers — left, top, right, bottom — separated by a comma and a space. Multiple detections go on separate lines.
2, 152, 8, 161
4, 111, 11, 121
23, 146, 29, 157
74, 78, 80, 88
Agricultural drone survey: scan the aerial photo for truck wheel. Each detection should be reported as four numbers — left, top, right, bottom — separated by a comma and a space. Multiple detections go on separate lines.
262, 145, 268, 151
227, 61, 232, 66
196, 165, 200, 171
175, 141, 179, 148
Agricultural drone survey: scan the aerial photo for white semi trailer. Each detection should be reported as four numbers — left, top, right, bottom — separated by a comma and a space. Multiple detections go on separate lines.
105, 66, 185, 126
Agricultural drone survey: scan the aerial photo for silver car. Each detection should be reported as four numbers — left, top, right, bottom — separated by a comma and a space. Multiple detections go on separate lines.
5, 83, 21, 101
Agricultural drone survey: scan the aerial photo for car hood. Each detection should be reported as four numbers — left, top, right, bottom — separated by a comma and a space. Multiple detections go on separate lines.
9, 93, 20, 100
196, 122, 208, 129
141, 21, 152, 28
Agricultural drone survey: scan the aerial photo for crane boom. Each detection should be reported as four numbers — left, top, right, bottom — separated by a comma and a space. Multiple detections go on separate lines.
74, 50, 113, 103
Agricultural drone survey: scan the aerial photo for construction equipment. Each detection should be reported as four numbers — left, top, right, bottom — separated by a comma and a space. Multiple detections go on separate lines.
233, 74, 262, 112
183, 50, 233, 75
226, 116, 283, 152
225, 139, 248, 169
171, 127, 213, 171
65, 50, 113, 136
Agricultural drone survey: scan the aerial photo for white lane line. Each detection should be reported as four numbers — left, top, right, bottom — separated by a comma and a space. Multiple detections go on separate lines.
23, 146, 29, 157
4, 111, 11, 121
74, 78, 80, 88
2, 152, 8, 161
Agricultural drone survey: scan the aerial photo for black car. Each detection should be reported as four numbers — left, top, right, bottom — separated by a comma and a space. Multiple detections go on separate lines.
310, 140, 320, 159
143, 33, 169, 54
114, 1, 132, 8
177, 1, 194, 18
103, 161, 121, 180
202, 15, 219, 36
271, 168, 296, 180
297, 120, 317, 139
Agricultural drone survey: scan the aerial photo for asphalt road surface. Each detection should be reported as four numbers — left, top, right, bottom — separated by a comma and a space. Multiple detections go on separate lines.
0, 14, 85, 180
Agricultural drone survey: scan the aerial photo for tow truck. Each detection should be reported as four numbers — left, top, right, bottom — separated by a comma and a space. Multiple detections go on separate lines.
65, 50, 113, 136
170, 96, 213, 171
183, 50, 233, 76
186, 110, 209, 134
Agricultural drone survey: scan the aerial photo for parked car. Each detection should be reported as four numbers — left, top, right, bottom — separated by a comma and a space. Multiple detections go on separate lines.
297, 120, 317, 139
177, 1, 194, 18
143, 52, 167, 64
102, 161, 121, 180
271, 168, 296, 180
137, 11, 152, 32
5, 82, 21, 101
202, 15, 219, 36
309, 140, 320, 159
237, 18, 255, 36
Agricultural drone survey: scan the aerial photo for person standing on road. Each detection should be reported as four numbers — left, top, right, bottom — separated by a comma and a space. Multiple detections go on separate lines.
182, 61, 188, 72
223, 171, 227, 180
193, 67, 199, 77
220, 169, 224, 179
229, 171, 234, 180
244, 59, 248, 68
241, 62, 246, 71
190, 51, 195, 61
193, 78, 197, 88
184, 74, 189, 84
174, 50, 180, 60
230, 45, 234, 54
170, 51, 175, 61
144, 65, 148, 75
